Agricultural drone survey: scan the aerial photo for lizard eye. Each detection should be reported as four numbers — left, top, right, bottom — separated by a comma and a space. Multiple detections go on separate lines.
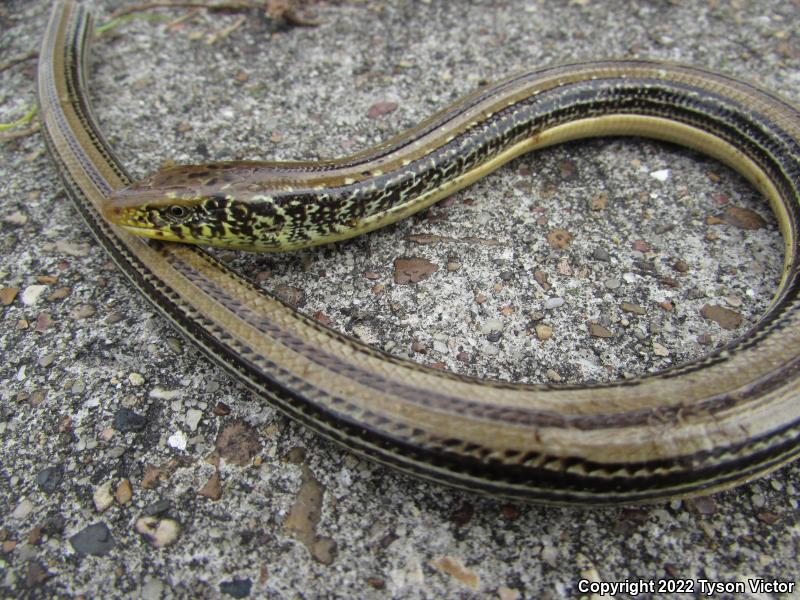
166, 205, 189, 221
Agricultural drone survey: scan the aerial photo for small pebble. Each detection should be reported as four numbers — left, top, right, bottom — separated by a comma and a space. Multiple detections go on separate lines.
36, 465, 63, 494
116, 479, 133, 505
546, 369, 562, 382
69, 304, 95, 319
650, 168, 670, 182
70, 522, 116, 556
589, 322, 613, 338
135, 516, 180, 548
592, 248, 610, 262
185, 409, 203, 432
93, 482, 114, 513
544, 297, 564, 310
700, 304, 743, 330
21, 285, 47, 306
620, 302, 645, 315
12, 499, 34, 520
546, 229, 572, 249
673, 259, 690, 273
653, 342, 670, 357
128, 373, 145, 386
167, 430, 188, 451
367, 101, 398, 119
220, 578, 253, 598
113, 408, 148, 433
4, 211, 27, 225
0, 287, 19, 305
535, 324, 553, 341
481, 319, 503, 334
37, 353, 55, 368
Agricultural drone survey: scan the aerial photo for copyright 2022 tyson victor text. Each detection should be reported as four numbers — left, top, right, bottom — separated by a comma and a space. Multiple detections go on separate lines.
577, 577, 795, 596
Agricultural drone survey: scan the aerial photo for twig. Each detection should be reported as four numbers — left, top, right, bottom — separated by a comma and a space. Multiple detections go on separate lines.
0, 123, 40, 143
206, 15, 247, 44
0, 104, 38, 132
0, 50, 38, 73
109, 1, 263, 20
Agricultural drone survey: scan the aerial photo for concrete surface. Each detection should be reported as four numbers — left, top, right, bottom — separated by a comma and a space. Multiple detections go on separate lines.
1, 0, 799, 597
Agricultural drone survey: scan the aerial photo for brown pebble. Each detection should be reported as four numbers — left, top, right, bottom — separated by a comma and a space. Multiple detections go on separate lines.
27, 526, 43, 545
706, 215, 726, 225
29, 390, 45, 407
106, 311, 124, 324
34, 313, 52, 332
588, 322, 613, 338
199, 471, 222, 501
394, 257, 437, 284
367, 101, 398, 119
312, 310, 331, 326
2, 540, 16, 554
700, 304, 743, 330
0, 287, 19, 306
446, 261, 461, 272
557, 159, 577, 180
724, 206, 766, 230
660, 277, 680, 288
757, 512, 780, 524
216, 420, 262, 466
501, 504, 521, 520
620, 302, 645, 315
213, 402, 231, 416
660, 301, 674, 311
589, 191, 608, 211
456, 352, 471, 363
431, 556, 480, 590
475, 293, 487, 304
632, 239, 650, 253
26, 561, 48, 587
116, 479, 133, 504
546, 228, 572, 249
142, 465, 168, 490
36, 275, 58, 285
273, 284, 305, 307
673, 259, 689, 273
312, 537, 338, 565
450, 503, 474, 527
411, 341, 428, 354
500, 305, 515, 316
371, 283, 385, 294
690, 496, 717, 516
364, 271, 380, 280
535, 324, 553, 341
69, 304, 95, 319
366, 577, 386, 590
533, 270, 550, 290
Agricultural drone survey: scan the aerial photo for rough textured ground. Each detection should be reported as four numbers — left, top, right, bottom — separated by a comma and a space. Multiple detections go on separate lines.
1, 0, 800, 597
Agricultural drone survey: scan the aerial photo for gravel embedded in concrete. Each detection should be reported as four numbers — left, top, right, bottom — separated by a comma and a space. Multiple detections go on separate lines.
1, 0, 799, 597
